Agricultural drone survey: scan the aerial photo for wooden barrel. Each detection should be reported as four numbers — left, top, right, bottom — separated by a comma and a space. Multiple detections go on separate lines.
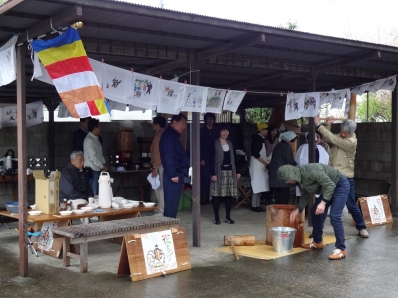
265, 204, 305, 248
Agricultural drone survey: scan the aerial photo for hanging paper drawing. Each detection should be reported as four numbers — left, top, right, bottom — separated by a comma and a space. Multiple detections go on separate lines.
285, 93, 304, 120
378, 75, 396, 91
181, 85, 208, 113
330, 89, 347, 109
141, 230, 177, 275
223, 90, 246, 113
0, 35, 17, 87
301, 92, 320, 117
206, 88, 227, 113
130, 72, 159, 110
156, 80, 186, 114
31, 27, 108, 118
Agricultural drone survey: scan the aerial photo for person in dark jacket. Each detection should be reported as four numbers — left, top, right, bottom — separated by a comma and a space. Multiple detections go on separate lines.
209, 124, 241, 225
200, 112, 217, 205
73, 117, 103, 152
160, 113, 190, 218
267, 131, 297, 204
277, 164, 350, 260
59, 151, 93, 201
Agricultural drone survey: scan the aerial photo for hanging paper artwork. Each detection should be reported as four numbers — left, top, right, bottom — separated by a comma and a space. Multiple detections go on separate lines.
130, 73, 159, 110
31, 27, 109, 118
301, 92, 320, 117
319, 91, 334, 106
223, 90, 246, 113
330, 89, 349, 110
96, 61, 132, 104
0, 35, 17, 87
156, 80, 186, 114
206, 88, 227, 113
1, 101, 44, 128
105, 99, 127, 112
181, 85, 208, 113
141, 230, 177, 275
285, 93, 305, 121
378, 75, 396, 91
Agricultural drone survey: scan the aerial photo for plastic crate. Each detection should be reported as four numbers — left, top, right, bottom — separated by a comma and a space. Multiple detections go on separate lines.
5, 202, 18, 214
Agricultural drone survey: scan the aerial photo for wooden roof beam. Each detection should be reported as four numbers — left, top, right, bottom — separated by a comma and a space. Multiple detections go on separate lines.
16, 5, 82, 45
314, 50, 381, 71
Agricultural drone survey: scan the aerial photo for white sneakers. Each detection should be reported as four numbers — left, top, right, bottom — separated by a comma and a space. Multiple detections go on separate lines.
359, 229, 369, 238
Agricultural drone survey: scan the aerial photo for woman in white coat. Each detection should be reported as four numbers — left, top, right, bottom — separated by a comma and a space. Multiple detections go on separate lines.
249, 122, 270, 212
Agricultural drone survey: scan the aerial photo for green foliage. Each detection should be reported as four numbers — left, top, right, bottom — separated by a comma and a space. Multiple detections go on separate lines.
356, 91, 392, 122
0, 0, 9, 5
279, 20, 299, 30
245, 107, 273, 123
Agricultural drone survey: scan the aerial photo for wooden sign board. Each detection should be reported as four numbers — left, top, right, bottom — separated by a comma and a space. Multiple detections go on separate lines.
32, 220, 70, 258
358, 194, 393, 228
117, 227, 191, 282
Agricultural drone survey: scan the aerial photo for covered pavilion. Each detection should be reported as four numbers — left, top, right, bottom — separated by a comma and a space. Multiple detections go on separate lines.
1, 0, 398, 276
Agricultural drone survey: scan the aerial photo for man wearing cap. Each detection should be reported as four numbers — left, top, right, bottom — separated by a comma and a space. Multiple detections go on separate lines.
314, 116, 369, 238
249, 122, 269, 212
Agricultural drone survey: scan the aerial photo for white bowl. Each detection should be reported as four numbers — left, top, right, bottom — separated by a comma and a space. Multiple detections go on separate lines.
142, 202, 156, 207
87, 204, 100, 209
81, 206, 94, 211
73, 209, 86, 215
123, 204, 134, 209
30, 204, 36, 210
59, 210, 73, 216
28, 210, 42, 216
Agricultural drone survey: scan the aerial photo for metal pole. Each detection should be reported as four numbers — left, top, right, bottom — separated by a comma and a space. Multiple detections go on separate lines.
16, 45, 28, 277
191, 61, 201, 247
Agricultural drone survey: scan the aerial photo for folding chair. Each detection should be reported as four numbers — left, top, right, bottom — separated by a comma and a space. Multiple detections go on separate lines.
27, 231, 41, 257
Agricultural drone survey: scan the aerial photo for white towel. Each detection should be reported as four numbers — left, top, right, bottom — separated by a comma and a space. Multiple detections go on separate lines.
147, 173, 160, 190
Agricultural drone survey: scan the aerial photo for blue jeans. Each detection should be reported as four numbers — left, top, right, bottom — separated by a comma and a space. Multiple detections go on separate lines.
346, 178, 366, 231
312, 176, 349, 250
90, 170, 100, 196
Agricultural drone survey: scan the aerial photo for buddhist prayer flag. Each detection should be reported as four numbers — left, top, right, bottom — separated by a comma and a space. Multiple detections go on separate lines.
31, 27, 108, 118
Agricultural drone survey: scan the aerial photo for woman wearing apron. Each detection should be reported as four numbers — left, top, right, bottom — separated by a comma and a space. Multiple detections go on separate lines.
249, 122, 270, 212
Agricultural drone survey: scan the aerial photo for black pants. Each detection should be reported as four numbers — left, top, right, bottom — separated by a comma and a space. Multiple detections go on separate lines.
212, 196, 233, 221
272, 187, 290, 204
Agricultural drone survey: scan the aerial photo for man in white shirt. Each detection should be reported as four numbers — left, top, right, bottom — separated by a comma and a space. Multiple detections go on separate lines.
83, 118, 107, 195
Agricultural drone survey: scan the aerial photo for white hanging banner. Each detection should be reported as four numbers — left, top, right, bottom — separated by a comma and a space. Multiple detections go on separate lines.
156, 80, 186, 114
319, 91, 334, 106
181, 85, 208, 113
32, 52, 53, 85
130, 73, 159, 110
98, 63, 132, 104
301, 92, 320, 117
2, 101, 44, 128
206, 88, 227, 113
57, 102, 73, 118
330, 89, 349, 109
285, 93, 305, 120
223, 90, 246, 113
0, 35, 17, 87
378, 75, 396, 91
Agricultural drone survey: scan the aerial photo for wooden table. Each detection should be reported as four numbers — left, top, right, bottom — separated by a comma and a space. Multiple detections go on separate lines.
0, 206, 157, 258
0, 174, 34, 201
110, 169, 151, 201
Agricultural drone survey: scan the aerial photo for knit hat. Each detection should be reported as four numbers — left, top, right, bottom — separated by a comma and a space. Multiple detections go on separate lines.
256, 122, 268, 131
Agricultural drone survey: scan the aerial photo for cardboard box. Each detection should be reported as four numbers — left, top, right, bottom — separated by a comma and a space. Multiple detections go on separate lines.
33, 170, 60, 214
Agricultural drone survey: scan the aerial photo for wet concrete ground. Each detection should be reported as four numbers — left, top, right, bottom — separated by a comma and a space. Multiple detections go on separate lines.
1, 204, 398, 298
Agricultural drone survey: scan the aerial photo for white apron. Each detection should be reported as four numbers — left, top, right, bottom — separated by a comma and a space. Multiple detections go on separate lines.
249, 143, 270, 194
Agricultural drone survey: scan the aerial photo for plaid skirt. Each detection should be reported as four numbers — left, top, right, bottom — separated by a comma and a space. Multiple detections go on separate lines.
210, 170, 237, 197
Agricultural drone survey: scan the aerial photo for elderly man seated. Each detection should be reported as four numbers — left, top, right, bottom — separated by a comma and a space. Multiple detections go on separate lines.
60, 151, 93, 201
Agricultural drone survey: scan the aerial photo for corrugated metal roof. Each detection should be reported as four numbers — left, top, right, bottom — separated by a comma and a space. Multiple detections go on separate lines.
0, 0, 397, 107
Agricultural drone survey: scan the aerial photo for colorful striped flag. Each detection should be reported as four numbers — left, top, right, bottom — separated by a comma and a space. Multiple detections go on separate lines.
31, 27, 109, 118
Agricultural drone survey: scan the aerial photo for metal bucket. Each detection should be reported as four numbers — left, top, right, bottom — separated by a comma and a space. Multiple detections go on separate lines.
270, 227, 297, 253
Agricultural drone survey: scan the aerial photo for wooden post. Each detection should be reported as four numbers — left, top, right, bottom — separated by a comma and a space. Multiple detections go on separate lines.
191, 61, 201, 247
16, 45, 28, 277
348, 93, 357, 120
45, 101, 57, 170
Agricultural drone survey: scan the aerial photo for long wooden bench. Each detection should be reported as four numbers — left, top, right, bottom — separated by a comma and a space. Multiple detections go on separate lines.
51, 216, 180, 273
